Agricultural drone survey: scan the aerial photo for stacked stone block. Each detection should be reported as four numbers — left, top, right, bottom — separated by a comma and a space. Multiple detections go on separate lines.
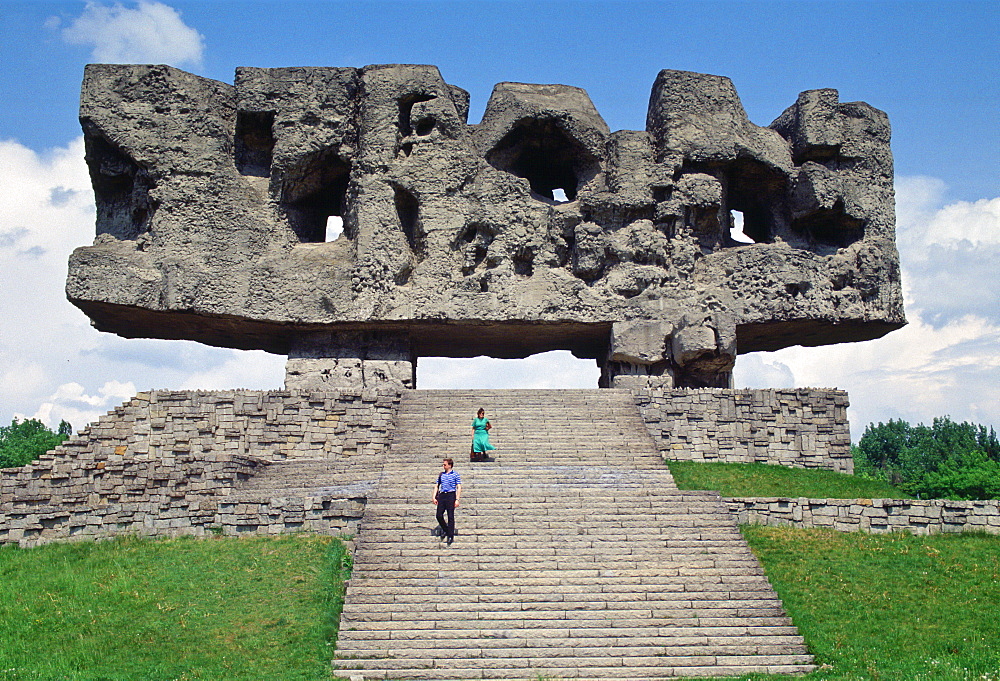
0, 389, 400, 547
3, 386, 870, 549
213, 495, 367, 536
1, 451, 259, 545
635, 388, 853, 472
727, 497, 1000, 535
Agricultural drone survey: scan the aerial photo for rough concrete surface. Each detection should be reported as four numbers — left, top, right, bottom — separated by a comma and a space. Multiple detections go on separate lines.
68, 65, 904, 389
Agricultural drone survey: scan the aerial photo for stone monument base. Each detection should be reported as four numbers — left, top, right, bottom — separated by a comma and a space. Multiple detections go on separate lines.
1, 386, 852, 547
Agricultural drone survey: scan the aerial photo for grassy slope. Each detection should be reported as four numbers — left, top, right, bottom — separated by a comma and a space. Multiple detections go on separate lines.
3, 525, 998, 680
0, 534, 350, 681
722, 527, 1000, 681
668, 460, 908, 499
666, 461, 1000, 680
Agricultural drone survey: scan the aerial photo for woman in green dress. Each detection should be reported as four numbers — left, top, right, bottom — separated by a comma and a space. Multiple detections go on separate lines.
470, 407, 496, 461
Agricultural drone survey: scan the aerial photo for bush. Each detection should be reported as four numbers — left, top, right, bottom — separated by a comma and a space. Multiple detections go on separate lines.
854, 417, 1000, 500
0, 418, 71, 468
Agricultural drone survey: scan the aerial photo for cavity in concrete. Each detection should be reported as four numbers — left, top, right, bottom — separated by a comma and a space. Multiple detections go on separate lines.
68, 65, 904, 391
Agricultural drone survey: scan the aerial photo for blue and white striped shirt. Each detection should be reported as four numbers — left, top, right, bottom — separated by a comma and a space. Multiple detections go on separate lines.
437, 470, 461, 493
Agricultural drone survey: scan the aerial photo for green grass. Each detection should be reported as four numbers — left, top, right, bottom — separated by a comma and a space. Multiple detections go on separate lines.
696, 527, 1000, 681
4, 528, 1000, 681
0, 534, 351, 681
668, 460, 909, 499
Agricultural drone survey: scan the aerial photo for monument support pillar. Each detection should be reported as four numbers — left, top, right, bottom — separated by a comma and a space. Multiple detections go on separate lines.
599, 317, 736, 389
599, 320, 675, 389
284, 331, 415, 391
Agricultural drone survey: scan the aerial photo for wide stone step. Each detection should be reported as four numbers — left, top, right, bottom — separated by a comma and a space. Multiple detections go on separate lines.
362, 503, 727, 512
336, 631, 807, 647
357, 519, 736, 529
343, 572, 774, 589
355, 533, 748, 544
356, 523, 741, 535
338, 616, 797, 634
357, 524, 739, 535
335, 653, 816, 667
359, 534, 752, 552
361, 509, 718, 520
334, 389, 813, 678
336, 640, 809, 657
337, 622, 801, 640
336, 653, 817, 667
357, 521, 736, 531
346, 571, 773, 585
340, 603, 789, 616
338, 620, 796, 637
349, 554, 763, 564
333, 661, 816, 680
342, 589, 779, 604
363, 501, 728, 511
345, 582, 772, 597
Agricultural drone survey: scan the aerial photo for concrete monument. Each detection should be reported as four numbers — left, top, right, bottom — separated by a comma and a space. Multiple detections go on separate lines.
68, 65, 904, 389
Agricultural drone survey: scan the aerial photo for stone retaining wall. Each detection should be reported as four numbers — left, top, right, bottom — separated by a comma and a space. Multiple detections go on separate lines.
4, 386, 870, 547
0, 389, 400, 547
634, 388, 852, 472
727, 497, 1000, 535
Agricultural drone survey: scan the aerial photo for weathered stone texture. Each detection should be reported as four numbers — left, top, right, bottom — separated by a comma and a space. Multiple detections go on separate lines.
68, 64, 904, 390
635, 387, 853, 472
728, 497, 1000, 535
0, 390, 400, 547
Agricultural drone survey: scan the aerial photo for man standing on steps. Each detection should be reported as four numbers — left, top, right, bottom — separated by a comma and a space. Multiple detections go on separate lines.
432, 458, 462, 546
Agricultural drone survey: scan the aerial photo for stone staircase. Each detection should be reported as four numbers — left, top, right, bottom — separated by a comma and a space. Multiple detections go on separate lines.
334, 389, 813, 680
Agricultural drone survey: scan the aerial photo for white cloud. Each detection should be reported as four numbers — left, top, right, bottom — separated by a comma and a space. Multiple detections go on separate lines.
47, 380, 135, 408
897, 177, 1000, 251
418, 351, 600, 390
0, 363, 48, 402
0, 137, 96, 400
732, 354, 794, 389
922, 198, 1000, 247
894, 178, 1000, 326
894, 176, 947, 237
736, 315, 1000, 439
0, 137, 283, 430
59, 1, 204, 67
178, 351, 287, 392
22, 380, 138, 430
737, 178, 1000, 439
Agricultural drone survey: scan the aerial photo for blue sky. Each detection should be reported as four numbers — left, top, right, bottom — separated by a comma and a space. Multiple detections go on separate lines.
1, 0, 998, 439
5, 1, 998, 200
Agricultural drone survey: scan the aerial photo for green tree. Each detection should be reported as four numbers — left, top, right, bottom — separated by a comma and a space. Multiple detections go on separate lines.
916, 450, 1000, 500
854, 418, 912, 481
0, 418, 72, 468
855, 417, 1000, 500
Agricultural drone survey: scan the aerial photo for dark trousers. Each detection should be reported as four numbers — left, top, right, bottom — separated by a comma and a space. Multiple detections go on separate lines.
436, 491, 456, 538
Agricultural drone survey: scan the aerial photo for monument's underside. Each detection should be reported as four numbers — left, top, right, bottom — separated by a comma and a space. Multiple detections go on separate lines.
68, 64, 904, 388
